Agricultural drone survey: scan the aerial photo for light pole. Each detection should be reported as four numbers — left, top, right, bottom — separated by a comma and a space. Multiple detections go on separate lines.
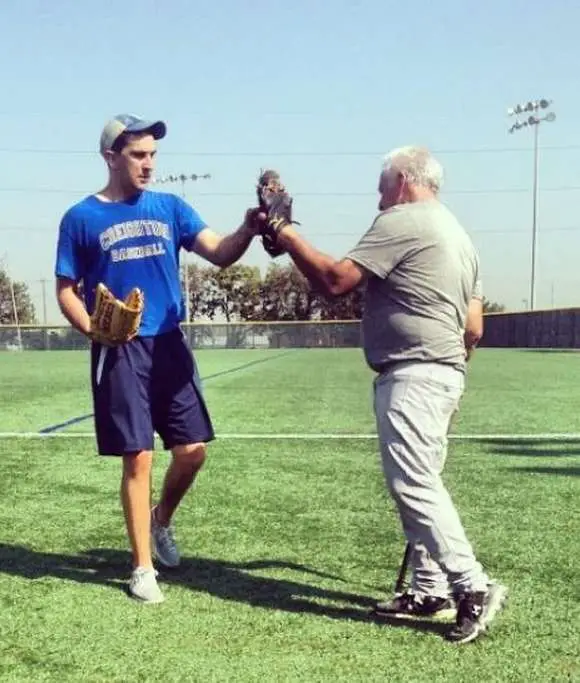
0, 253, 23, 350
151, 173, 211, 324
507, 98, 556, 310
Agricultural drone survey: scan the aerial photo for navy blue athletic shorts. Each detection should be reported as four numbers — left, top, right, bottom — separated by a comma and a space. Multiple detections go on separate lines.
90, 328, 215, 456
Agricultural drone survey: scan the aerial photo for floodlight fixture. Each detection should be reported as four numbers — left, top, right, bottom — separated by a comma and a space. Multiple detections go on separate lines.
506, 98, 556, 310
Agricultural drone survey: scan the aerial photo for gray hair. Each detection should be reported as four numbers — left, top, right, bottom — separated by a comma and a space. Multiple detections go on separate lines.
381, 146, 443, 193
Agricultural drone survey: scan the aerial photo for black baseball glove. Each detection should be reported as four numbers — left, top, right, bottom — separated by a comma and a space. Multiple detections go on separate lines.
255, 169, 296, 257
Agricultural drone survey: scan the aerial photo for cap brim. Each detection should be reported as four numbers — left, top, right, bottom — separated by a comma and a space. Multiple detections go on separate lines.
125, 119, 166, 140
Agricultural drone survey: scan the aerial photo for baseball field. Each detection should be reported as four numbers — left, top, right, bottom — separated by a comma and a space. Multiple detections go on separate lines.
0, 348, 578, 682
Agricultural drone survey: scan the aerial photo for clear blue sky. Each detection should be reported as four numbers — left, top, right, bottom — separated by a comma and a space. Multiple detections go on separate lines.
1, 0, 579, 323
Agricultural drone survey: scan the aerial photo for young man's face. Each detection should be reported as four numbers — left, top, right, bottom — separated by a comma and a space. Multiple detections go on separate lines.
109, 133, 157, 192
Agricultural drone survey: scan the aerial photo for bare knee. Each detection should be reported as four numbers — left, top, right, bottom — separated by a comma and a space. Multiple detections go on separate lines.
171, 443, 207, 468
122, 450, 153, 480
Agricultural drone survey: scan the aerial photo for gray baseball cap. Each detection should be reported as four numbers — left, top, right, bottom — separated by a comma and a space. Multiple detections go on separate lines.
99, 113, 167, 153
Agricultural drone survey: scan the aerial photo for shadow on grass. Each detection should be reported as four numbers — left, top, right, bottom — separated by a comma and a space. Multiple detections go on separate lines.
0, 544, 450, 637
475, 439, 580, 458
515, 465, 580, 477
518, 349, 580, 354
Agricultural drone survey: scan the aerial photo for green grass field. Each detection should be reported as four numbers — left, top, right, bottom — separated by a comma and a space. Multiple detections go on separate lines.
0, 348, 579, 682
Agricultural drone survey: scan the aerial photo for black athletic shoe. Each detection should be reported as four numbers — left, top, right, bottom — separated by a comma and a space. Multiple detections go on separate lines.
373, 591, 455, 619
446, 583, 508, 644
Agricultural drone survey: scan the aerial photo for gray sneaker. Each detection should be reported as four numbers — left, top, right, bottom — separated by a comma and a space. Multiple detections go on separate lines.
129, 567, 165, 604
151, 507, 181, 568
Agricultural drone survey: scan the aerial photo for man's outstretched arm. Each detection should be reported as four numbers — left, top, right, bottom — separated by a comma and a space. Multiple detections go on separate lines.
190, 211, 261, 269
275, 226, 366, 297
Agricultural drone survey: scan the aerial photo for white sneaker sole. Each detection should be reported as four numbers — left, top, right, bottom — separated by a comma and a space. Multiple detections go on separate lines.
129, 585, 165, 604
377, 607, 456, 622
482, 583, 508, 627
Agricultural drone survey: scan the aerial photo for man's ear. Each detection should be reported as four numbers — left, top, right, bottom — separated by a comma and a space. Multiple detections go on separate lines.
399, 172, 413, 200
103, 149, 117, 170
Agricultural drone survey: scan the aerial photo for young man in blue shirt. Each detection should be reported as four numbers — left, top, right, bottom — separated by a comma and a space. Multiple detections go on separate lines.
55, 114, 259, 603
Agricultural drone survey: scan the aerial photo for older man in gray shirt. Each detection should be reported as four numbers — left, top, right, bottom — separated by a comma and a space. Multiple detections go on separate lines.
265, 146, 507, 645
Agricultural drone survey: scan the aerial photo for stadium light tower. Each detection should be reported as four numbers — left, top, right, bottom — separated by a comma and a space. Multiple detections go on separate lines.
152, 173, 211, 324
507, 98, 556, 310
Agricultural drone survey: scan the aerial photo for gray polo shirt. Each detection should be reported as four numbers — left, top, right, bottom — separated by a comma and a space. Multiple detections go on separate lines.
346, 199, 481, 373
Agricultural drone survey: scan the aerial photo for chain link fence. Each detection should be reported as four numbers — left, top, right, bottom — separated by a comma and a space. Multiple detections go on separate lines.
0, 321, 363, 351
3, 310, 580, 351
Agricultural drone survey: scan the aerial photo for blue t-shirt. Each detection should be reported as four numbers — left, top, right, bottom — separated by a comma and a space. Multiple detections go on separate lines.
54, 190, 206, 336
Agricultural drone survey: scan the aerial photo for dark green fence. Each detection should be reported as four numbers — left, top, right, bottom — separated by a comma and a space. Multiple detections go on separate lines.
480, 308, 580, 348
3, 310, 580, 351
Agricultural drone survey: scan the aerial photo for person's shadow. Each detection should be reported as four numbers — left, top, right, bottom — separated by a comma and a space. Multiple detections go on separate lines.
0, 544, 450, 637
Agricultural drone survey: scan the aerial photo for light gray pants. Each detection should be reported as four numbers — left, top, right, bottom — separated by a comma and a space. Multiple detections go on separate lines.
373, 361, 488, 597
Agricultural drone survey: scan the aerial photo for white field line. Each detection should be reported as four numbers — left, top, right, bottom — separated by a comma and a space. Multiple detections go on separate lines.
1, 432, 580, 441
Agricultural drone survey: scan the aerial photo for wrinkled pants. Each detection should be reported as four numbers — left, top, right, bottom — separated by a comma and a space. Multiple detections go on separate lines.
373, 361, 488, 596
